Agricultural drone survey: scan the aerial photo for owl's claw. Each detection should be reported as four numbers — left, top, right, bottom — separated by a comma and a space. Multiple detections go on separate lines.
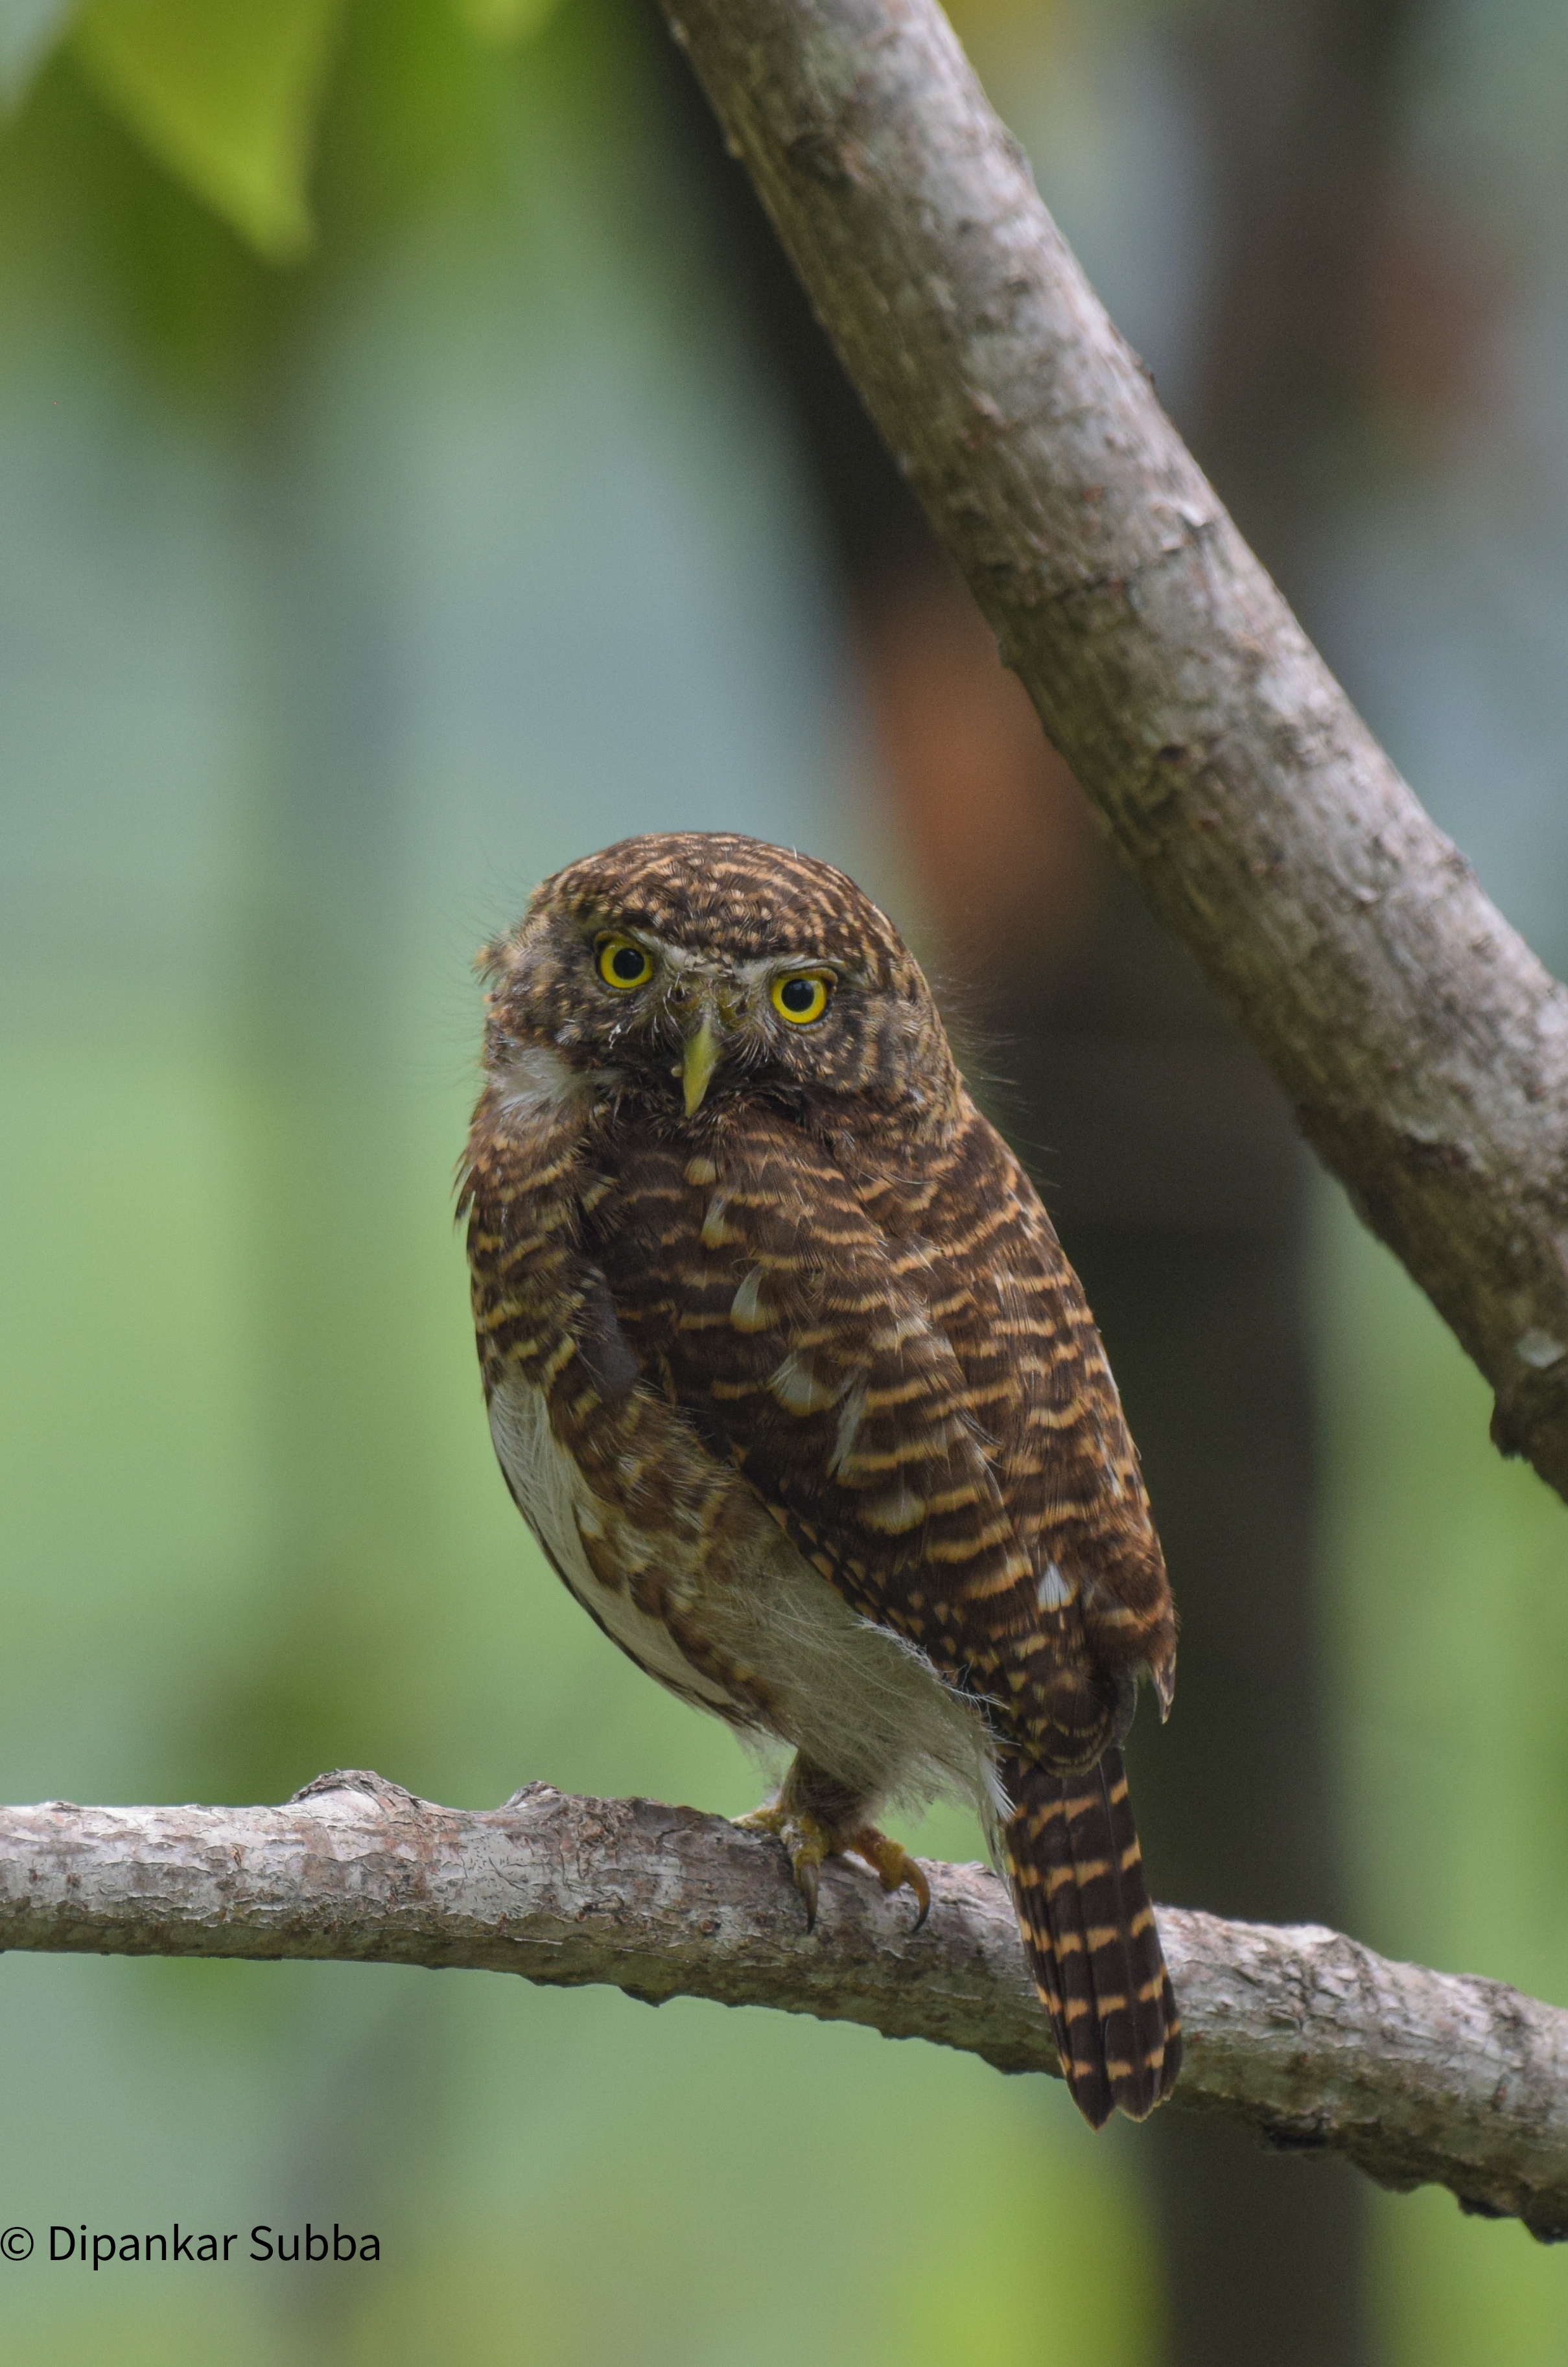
735, 1802, 832, 1931
847, 1827, 931, 1931
735, 1802, 930, 1933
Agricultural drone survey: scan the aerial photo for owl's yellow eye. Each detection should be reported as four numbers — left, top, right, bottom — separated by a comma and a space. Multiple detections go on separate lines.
770, 972, 833, 1026
597, 935, 653, 991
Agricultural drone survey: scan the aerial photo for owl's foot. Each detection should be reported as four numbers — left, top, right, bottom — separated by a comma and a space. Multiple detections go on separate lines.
847, 1825, 931, 1932
735, 1801, 834, 1930
736, 1802, 930, 1933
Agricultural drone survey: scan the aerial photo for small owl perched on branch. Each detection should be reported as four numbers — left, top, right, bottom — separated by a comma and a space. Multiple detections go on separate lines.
461, 832, 1179, 2126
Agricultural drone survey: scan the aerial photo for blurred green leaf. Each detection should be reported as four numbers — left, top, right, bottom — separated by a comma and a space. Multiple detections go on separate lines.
0, 0, 76, 111
71, 0, 346, 259
451, 0, 563, 45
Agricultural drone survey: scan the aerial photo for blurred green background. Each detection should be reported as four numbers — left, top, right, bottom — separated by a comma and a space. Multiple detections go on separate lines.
2, 0, 1567, 2361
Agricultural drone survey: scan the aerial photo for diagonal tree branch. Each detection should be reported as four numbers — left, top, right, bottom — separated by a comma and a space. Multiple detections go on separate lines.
3, 1773, 1566, 2241
655, 0, 1568, 1502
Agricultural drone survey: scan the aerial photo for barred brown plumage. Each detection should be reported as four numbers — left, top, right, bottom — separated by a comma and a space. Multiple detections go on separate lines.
460, 831, 1180, 2127
1001, 1748, 1179, 2125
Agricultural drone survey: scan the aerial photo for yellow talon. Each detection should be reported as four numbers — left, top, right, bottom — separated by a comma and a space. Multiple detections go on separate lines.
735, 1802, 931, 1933
736, 1802, 833, 1930
848, 1828, 931, 1931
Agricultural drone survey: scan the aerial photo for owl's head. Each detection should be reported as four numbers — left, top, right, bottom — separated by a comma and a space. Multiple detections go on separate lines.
480, 832, 957, 1125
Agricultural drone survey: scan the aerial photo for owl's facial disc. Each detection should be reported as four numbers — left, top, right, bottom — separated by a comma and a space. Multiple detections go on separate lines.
670, 957, 835, 1114
579, 926, 841, 1112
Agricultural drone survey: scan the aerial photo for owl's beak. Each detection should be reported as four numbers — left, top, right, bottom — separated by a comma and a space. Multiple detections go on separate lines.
681, 1011, 723, 1115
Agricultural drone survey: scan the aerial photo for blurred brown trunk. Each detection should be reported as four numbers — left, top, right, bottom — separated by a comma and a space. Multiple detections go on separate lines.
638, 0, 1420, 2355
1182, 0, 1420, 568
1117, 10, 1416, 2357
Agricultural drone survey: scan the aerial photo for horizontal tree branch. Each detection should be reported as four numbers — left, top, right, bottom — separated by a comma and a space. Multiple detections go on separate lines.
658, 0, 1568, 1501
3, 1771, 1565, 2241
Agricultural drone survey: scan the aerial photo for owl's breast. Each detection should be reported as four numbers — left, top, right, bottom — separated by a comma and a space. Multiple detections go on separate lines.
487, 1364, 998, 1823
487, 1371, 745, 1718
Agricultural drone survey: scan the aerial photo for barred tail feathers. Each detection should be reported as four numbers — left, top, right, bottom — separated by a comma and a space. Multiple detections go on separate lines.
1000, 1745, 1180, 2128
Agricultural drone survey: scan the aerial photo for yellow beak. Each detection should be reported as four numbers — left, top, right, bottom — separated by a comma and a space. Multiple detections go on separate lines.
682, 1012, 722, 1116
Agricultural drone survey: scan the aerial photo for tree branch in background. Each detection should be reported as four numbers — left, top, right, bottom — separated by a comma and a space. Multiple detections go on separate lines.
1, 1775, 1563, 2242
655, 0, 1568, 1503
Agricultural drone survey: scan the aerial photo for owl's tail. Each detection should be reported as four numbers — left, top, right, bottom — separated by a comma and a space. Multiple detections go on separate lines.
1000, 1745, 1180, 2129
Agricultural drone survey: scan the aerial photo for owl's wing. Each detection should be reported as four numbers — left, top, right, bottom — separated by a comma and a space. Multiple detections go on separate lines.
587, 1097, 1171, 1767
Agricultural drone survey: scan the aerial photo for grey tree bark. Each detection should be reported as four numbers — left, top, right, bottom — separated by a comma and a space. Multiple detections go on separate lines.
655, 0, 1568, 1502
4, 1774, 1565, 2241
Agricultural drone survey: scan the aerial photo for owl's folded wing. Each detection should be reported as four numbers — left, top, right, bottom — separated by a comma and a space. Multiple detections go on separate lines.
588, 1104, 1143, 1764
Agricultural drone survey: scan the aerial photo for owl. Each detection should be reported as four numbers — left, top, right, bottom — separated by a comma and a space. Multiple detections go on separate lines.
460, 832, 1179, 2127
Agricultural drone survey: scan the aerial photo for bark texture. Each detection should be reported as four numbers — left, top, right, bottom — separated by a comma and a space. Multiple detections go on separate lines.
656, 0, 1568, 1500
3, 1773, 1565, 2241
